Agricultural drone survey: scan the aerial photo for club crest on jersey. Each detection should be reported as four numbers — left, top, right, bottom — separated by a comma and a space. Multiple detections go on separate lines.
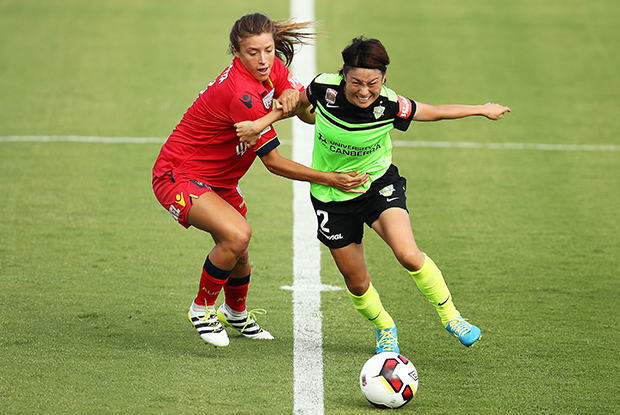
373, 105, 385, 119
262, 88, 275, 109
325, 88, 337, 105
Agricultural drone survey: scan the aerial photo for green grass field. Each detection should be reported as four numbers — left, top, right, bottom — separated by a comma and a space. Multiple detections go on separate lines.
1, 0, 619, 414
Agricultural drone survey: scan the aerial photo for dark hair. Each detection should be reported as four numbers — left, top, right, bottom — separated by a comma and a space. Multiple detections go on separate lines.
340, 36, 390, 75
229, 13, 316, 66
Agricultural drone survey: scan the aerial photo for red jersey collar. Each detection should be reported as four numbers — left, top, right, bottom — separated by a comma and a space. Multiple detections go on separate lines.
232, 57, 274, 97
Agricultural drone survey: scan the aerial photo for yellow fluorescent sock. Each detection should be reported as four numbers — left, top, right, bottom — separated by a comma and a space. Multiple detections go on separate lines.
347, 283, 394, 330
409, 254, 460, 326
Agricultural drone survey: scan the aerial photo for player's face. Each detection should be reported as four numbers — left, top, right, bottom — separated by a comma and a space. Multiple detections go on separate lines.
234, 32, 276, 83
343, 68, 386, 108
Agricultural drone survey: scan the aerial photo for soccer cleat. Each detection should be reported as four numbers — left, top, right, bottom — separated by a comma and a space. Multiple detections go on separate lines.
376, 325, 399, 354
188, 303, 229, 347
217, 304, 274, 340
445, 317, 481, 347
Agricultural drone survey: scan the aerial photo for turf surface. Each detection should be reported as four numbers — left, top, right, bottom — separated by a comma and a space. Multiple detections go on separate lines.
1, 0, 619, 413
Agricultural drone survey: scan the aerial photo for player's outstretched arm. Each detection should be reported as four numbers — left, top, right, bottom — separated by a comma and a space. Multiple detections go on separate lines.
260, 148, 368, 193
413, 102, 511, 121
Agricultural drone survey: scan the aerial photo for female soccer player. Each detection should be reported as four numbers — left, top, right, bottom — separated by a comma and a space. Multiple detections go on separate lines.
152, 14, 368, 348
238, 36, 510, 353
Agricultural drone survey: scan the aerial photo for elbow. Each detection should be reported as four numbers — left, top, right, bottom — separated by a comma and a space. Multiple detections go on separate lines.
265, 163, 279, 175
261, 152, 282, 176
262, 158, 277, 174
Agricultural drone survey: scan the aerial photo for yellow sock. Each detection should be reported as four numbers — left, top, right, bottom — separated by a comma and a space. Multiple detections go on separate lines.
347, 282, 394, 330
409, 254, 460, 326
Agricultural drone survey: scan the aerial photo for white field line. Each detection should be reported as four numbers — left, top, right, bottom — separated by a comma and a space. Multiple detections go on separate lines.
288, 1, 327, 415
391, 140, 620, 152
2, 136, 619, 152
0, 135, 165, 143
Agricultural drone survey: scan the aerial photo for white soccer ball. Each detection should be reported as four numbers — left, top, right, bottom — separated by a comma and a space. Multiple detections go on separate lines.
359, 352, 419, 409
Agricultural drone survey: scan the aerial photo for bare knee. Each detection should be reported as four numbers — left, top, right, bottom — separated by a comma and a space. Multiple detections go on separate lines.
344, 273, 371, 296
221, 223, 252, 258
395, 249, 425, 272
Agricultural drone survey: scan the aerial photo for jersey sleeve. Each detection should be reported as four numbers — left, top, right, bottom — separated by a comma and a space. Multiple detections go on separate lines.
272, 58, 305, 99
305, 74, 321, 108
255, 134, 280, 157
226, 91, 279, 154
392, 95, 417, 131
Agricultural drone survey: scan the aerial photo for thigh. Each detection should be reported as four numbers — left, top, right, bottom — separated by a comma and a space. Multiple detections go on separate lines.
371, 208, 425, 271
153, 173, 214, 228
188, 190, 250, 243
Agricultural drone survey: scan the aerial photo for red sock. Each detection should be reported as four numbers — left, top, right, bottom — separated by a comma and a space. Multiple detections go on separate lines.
224, 273, 250, 312
195, 256, 232, 307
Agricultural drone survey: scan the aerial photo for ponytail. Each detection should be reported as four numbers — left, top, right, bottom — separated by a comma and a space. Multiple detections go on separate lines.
229, 13, 316, 66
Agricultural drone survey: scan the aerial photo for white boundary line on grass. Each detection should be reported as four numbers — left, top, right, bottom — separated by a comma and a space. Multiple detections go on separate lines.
2, 136, 620, 153
286, 2, 337, 415
0, 135, 165, 143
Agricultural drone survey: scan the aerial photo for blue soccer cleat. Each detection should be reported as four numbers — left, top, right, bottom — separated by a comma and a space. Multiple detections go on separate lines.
376, 325, 400, 354
446, 317, 481, 347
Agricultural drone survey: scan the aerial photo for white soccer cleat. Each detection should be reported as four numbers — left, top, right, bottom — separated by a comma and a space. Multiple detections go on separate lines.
217, 303, 274, 340
188, 303, 230, 347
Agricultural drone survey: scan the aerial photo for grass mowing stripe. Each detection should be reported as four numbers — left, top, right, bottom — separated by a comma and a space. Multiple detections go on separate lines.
3, 136, 619, 152
289, 1, 323, 414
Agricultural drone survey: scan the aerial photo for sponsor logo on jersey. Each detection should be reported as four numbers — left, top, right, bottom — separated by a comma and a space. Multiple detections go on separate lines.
218, 62, 233, 84
190, 179, 212, 190
240, 94, 253, 109
236, 142, 250, 156
169, 205, 181, 222
236, 142, 249, 156
259, 125, 272, 138
288, 74, 304, 90
319, 229, 344, 241
397, 95, 412, 119
326, 88, 337, 105
262, 88, 275, 109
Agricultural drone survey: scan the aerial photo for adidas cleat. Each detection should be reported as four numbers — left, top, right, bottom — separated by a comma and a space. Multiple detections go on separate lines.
446, 317, 481, 347
188, 303, 229, 347
217, 304, 274, 340
376, 325, 399, 354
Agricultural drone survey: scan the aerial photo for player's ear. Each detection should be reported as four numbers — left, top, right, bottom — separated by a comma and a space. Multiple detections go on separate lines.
382, 68, 388, 84
232, 46, 240, 59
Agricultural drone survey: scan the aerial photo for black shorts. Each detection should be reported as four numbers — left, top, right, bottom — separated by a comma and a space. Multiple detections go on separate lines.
310, 164, 408, 249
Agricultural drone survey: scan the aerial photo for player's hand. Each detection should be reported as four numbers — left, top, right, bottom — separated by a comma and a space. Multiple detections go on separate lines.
277, 89, 301, 117
329, 171, 369, 193
482, 103, 511, 120
234, 120, 260, 147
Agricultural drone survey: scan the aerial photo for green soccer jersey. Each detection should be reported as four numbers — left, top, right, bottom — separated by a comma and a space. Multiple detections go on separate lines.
306, 73, 416, 202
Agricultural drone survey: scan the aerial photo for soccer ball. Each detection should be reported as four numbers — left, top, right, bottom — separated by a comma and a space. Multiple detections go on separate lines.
359, 352, 418, 409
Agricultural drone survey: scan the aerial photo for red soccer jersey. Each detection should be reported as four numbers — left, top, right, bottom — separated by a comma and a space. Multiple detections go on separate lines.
153, 56, 303, 188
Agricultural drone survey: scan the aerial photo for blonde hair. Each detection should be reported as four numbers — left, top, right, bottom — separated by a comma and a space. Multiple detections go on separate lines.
229, 13, 316, 66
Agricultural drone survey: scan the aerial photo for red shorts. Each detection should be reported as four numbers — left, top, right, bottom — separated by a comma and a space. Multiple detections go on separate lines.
152, 171, 247, 228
